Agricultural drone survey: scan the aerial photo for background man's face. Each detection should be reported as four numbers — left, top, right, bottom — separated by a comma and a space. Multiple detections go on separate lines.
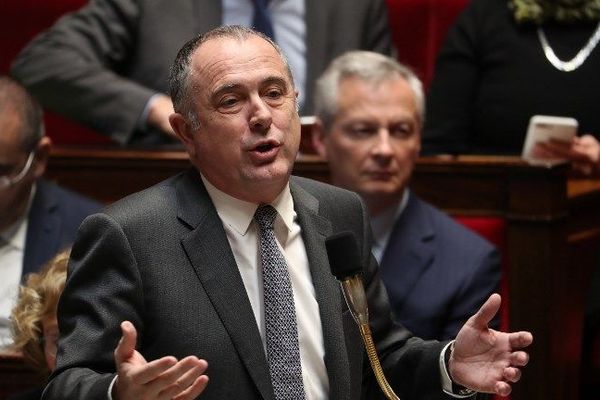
184, 35, 301, 204
315, 75, 421, 214
0, 111, 37, 231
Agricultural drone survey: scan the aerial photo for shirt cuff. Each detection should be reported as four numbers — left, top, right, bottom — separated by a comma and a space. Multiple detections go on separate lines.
137, 93, 161, 131
439, 340, 477, 398
107, 374, 118, 400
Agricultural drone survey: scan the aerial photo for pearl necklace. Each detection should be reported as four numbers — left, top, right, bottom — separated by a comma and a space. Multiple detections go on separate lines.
537, 21, 600, 72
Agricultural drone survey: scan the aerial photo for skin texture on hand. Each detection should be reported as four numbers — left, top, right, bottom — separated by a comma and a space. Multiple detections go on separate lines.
147, 94, 177, 139
533, 134, 600, 176
449, 294, 533, 397
113, 321, 209, 400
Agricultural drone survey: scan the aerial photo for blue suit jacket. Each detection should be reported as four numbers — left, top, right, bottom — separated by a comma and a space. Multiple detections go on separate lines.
22, 180, 102, 277
379, 193, 500, 340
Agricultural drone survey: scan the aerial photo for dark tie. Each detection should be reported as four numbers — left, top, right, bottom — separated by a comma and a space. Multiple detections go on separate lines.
251, 0, 276, 41
254, 205, 306, 400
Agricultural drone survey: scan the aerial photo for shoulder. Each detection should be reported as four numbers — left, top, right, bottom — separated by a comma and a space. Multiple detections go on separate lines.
37, 180, 102, 215
411, 195, 496, 251
102, 172, 184, 222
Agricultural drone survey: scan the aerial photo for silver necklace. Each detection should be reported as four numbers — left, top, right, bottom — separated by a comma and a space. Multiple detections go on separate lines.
537, 21, 600, 72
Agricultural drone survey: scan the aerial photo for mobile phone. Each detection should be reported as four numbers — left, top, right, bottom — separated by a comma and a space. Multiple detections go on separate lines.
521, 115, 578, 163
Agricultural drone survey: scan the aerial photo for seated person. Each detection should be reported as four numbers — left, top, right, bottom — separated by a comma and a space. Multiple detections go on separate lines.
11, 0, 391, 145
0, 76, 101, 347
8, 249, 69, 400
422, 0, 600, 156
311, 50, 501, 340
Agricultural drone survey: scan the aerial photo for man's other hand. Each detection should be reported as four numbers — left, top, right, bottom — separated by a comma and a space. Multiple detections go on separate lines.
113, 321, 209, 400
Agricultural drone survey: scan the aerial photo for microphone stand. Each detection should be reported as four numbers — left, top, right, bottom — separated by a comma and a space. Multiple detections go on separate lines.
341, 275, 400, 400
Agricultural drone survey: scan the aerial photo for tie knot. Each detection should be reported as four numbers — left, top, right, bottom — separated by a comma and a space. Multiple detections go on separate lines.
254, 205, 277, 230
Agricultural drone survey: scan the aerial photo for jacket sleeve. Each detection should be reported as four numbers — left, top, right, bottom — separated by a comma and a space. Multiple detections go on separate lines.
42, 212, 145, 400
11, 0, 154, 144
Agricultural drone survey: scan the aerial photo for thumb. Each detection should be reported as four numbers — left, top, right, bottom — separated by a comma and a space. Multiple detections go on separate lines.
470, 293, 501, 329
115, 321, 137, 365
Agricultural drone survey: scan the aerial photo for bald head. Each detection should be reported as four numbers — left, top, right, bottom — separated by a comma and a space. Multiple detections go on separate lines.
169, 25, 294, 129
0, 76, 44, 151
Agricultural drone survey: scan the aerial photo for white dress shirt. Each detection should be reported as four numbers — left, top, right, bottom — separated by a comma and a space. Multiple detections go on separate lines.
0, 187, 35, 348
370, 190, 409, 264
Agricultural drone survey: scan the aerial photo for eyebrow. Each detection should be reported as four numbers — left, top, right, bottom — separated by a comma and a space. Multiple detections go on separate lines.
211, 76, 290, 100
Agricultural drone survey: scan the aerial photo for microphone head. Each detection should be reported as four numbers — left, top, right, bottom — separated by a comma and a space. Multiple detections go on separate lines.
326, 231, 362, 280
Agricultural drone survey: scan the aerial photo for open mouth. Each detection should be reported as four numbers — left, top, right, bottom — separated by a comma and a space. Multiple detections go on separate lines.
256, 142, 275, 152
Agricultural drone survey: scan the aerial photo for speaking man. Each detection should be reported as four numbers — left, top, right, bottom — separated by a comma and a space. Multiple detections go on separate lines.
43, 26, 532, 400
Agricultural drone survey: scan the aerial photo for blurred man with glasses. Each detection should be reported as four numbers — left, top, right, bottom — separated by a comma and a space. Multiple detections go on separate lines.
0, 76, 101, 347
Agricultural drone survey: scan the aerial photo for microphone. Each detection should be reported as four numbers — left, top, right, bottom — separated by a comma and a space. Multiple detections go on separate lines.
326, 232, 400, 400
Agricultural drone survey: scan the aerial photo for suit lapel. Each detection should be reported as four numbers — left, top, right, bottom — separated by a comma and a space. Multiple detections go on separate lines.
23, 182, 61, 277
291, 181, 351, 399
381, 194, 435, 305
176, 170, 274, 400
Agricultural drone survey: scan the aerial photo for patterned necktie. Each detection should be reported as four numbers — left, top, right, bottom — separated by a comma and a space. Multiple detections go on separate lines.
251, 0, 276, 41
254, 205, 306, 400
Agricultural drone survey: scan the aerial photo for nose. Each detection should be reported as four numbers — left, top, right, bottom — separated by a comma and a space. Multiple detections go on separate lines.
249, 94, 273, 134
371, 128, 394, 161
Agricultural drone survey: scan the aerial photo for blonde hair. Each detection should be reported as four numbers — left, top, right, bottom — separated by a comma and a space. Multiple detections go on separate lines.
10, 249, 69, 377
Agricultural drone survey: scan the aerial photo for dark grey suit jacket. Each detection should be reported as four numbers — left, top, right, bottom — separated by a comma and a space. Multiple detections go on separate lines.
11, 0, 391, 144
43, 170, 449, 400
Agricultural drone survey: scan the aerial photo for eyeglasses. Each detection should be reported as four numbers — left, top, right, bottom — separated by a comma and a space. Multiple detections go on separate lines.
0, 151, 35, 189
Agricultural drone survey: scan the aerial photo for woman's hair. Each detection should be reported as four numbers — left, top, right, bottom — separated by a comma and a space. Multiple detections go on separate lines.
10, 249, 69, 377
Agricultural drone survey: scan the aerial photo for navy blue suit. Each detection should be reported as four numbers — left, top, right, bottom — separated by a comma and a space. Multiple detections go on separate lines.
379, 193, 500, 340
22, 180, 102, 277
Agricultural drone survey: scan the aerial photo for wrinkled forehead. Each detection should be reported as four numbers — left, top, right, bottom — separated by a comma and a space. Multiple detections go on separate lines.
189, 36, 293, 91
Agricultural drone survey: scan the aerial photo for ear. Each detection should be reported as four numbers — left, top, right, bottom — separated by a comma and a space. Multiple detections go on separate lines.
311, 119, 328, 159
32, 136, 51, 178
169, 113, 197, 158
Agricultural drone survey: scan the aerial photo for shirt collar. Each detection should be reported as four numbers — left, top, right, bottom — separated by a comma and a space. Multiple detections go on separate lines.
370, 189, 410, 261
0, 184, 36, 251
200, 174, 296, 235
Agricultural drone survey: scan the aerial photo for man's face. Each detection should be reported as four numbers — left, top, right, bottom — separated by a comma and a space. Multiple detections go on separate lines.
314, 75, 421, 215
0, 112, 39, 232
175, 35, 301, 204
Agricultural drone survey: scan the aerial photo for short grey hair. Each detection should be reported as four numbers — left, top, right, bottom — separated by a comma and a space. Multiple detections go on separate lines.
0, 76, 44, 151
314, 51, 425, 132
169, 25, 295, 130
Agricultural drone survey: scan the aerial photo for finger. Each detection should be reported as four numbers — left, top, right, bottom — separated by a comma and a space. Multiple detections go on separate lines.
470, 293, 501, 328
115, 321, 137, 364
495, 381, 512, 397
148, 356, 205, 396
158, 359, 208, 400
133, 356, 178, 385
503, 367, 522, 383
510, 351, 530, 367
173, 375, 210, 400
508, 331, 533, 349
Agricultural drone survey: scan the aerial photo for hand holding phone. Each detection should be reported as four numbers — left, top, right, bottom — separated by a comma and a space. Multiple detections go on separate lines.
521, 115, 578, 164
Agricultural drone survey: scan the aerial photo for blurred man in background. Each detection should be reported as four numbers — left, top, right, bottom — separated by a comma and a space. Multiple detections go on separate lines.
0, 76, 100, 347
312, 51, 500, 340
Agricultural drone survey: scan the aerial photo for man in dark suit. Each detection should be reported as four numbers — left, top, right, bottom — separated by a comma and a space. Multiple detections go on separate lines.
311, 51, 500, 341
0, 76, 101, 346
43, 26, 532, 400
11, 0, 391, 145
